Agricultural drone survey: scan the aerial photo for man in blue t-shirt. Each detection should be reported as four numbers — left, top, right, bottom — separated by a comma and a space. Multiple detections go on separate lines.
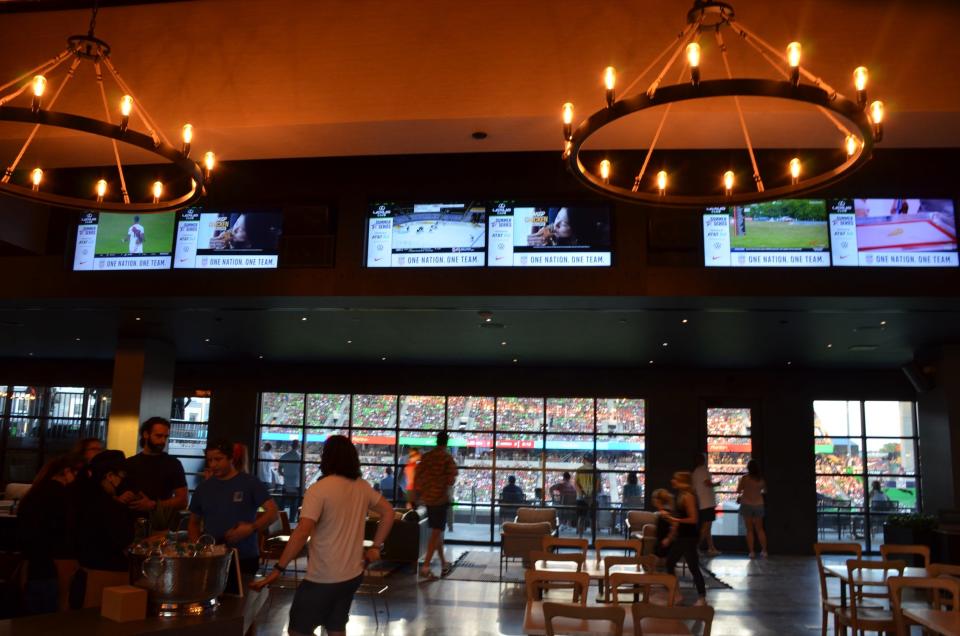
188, 439, 279, 584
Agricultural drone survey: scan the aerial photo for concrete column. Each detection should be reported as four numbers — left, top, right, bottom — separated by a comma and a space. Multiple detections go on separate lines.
107, 339, 175, 456
918, 346, 960, 513
208, 386, 259, 450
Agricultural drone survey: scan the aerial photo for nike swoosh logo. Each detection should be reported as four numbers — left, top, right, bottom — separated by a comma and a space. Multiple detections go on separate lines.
495, 256, 505, 260
711, 256, 721, 260
374, 257, 383, 262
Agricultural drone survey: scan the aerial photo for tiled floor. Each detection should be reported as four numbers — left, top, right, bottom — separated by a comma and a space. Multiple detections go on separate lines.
254, 548, 833, 635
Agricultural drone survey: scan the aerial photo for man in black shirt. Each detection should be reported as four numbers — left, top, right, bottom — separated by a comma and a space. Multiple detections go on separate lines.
121, 417, 187, 531
278, 440, 302, 522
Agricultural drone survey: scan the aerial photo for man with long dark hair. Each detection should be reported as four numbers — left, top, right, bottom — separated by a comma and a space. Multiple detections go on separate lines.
250, 435, 394, 636
121, 417, 187, 531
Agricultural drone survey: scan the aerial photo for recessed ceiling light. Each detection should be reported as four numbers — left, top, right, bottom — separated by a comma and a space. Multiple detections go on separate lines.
347, 339, 353, 344
880, 320, 887, 326
204, 338, 210, 343
648, 360, 654, 364
787, 361, 792, 366
472, 131, 488, 140
135, 316, 141, 321
827, 343, 833, 348
74, 337, 80, 342
512, 358, 518, 363
500, 341, 507, 346
258, 355, 263, 360
681, 319, 688, 324
661, 342, 668, 347
28, 352, 33, 356
301, 316, 308, 321
381, 356, 387, 361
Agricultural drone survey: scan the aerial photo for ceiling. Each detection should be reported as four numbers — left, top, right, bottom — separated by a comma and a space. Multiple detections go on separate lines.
1, 296, 957, 369
0, 0, 958, 168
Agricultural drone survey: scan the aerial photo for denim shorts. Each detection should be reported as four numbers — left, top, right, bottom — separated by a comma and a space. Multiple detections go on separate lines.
289, 575, 363, 634
740, 504, 765, 518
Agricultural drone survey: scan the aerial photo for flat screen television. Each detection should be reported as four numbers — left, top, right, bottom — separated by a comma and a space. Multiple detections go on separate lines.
703, 199, 831, 267
487, 202, 611, 267
365, 201, 487, 268
828, 198, 958, 267
72, 211, 176, 271
173, 208, 283, 269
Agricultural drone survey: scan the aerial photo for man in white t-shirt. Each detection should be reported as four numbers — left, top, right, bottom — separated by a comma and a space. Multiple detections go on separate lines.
127, 216, 145, 254
251, 435, 394, 636
692, 453, 721, 556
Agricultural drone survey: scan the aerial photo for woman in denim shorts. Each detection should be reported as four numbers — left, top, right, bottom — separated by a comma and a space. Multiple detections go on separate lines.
737, 459, 767, 558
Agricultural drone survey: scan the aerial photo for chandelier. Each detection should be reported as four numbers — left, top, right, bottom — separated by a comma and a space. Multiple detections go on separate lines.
0, 4, 214, 213
561, 0, 884, 208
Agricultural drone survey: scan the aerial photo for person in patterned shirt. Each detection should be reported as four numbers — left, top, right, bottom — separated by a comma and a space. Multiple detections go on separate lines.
414, 431, 458, 579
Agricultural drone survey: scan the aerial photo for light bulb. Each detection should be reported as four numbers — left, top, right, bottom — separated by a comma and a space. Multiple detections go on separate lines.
152, 180, 163, 203
686, 42, 701, 68
723, 170, 735, 194
604, 66, 616, 107
32, 75, 47, 97
120, 95, 133, 117
787, 42, 802, 68
182, 123, 193, 145
789, 157, 801, 183
604, 66, 616, 92
599, 159, 611, 183
869, 100, 884, 125
96, 179, 107, 202
204, 151, 216, 172
656, 170, 667, 194
562, 102, 574, 141
31, 168, 42, 191
845, 135, 859, 157
853, 67, 868, 92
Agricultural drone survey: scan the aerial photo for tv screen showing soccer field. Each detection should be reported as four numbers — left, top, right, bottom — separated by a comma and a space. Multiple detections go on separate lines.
487, 202, 611, 267
828, 198, 958, 267
365, 202, 487, 268
703, 199, 830, 267
72, 211, 175, 271
173, 208, 283, 269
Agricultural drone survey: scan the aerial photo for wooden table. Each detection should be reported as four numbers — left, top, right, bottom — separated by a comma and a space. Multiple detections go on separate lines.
533, 559, 649, 600
823, 565, 928, 607
902, 608, 960, 636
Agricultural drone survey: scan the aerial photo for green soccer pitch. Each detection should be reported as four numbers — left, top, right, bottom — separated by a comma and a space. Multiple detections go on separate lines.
93, 212, 176, 255
729, 220, 829, 250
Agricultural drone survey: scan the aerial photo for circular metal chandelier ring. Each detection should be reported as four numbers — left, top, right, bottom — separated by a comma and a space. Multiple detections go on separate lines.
565, 78, 875, 209
687, 0, 734, 27
0, 106, 204, 213
67, 34, 112, 61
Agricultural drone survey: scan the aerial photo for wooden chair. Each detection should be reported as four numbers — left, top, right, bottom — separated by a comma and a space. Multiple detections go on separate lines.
814, 542, 863, 636
632, 602, 714, 636
833, 559, 905, 636
600, 555, 655, 603
609, 572, 678, 607
259, 510, 306, 579
880, 543, 930, 568
593, 538, 643, 567
929, 563, 960, 609
889, 575, 960, 635
543, 536, 589, 557
523, 570, 590, 635
531, 550, 586, 601
543, 602, 626, 636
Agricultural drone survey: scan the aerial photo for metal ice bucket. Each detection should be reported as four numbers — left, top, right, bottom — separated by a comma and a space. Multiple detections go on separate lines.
132, 551, 233, 606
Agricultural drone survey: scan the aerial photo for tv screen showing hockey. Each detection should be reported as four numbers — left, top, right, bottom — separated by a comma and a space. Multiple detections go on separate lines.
366, 202, 487, 268
487, 203, 611, 267
829, 198, 957, 267
72, 211, 176, 271
703, 199, 830, 267
174, 208, 283, 269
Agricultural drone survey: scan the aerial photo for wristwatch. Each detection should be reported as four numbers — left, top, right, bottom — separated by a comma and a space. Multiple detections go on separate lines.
273, 563, 286, 574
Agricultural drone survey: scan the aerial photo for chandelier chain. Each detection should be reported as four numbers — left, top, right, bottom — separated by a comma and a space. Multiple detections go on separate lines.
2, 57, 81, 184
620, 21, 696, 101
0, 51, 72, 106
646, 15, 703, 99
632, 42, 696, 191
101, 57, 172, 148
95, 62, 131, 204
714, 28, 763, 193
87, 1, 100, 38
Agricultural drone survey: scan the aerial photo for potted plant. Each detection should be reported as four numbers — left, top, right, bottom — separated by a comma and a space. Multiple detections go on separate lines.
883, 513, 937, 555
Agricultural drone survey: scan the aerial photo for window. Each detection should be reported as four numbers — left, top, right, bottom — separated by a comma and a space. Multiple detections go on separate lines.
706, 407, 753, 536
0, 385, 110, 484
254, 392, 645, 544
169, 396, 210, 495
814, 400, 919, 550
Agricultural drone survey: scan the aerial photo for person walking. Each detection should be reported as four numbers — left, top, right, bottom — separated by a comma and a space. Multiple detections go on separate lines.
250, 435, 394, 636
401, 449, 420, 509
279, 440, 302, 521
258, 442, 277, 487
664, 471, 707, 605
692, 453, 720, 555
574, 454, 597, 538
737, 459, 768, 558
415, 432, 458, 579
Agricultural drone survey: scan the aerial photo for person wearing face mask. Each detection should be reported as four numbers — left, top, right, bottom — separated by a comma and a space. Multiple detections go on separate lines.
121, 417, 188, 531
73, 450, 138, 608
16, 454, 84, 614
